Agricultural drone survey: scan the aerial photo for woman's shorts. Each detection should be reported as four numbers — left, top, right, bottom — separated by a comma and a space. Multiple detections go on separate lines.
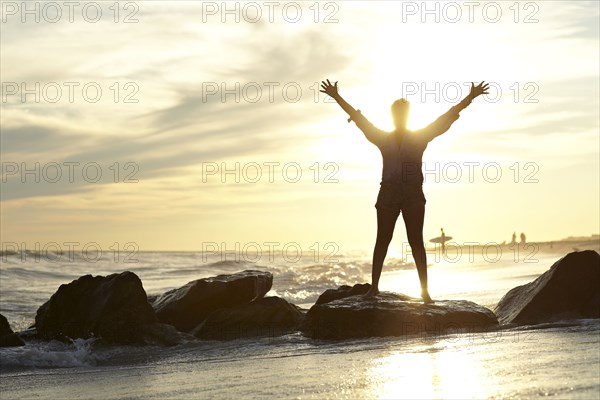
375, 183, 426, 214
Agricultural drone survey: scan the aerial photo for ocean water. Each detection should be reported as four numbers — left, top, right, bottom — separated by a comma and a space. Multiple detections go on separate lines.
1, 248, 599, 399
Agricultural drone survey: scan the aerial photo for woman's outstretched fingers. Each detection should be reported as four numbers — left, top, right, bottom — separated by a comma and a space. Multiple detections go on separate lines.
320, 80, 339, 97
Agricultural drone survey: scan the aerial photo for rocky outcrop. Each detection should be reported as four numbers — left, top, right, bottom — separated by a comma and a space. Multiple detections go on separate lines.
140, 323, 194, 346
192, 296, 305, 340
495, 250, 600, 325
152, 270, 273, 332
315, 283, 373, 304
302, 291, 498, 339
35, 271, 156, 344
0, 313, 25, 347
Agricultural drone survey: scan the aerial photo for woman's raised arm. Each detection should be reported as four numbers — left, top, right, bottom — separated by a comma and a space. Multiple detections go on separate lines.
320, 79, 385, 146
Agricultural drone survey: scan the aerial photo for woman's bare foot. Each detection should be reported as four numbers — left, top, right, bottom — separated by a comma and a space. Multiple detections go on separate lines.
363, 287, 380, 298
421, 289, 433, 304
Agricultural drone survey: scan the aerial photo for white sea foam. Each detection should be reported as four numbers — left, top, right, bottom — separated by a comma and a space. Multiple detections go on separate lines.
0, 338, 98, 369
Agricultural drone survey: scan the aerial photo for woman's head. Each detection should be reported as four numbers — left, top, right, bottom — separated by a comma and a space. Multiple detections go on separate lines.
391, 98, 410, 129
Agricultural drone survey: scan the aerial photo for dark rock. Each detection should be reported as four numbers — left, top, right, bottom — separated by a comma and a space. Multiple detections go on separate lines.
141, 323, 194, 346
152, 270, 273, 332
15, 327, 39, 341
35, 271, 156, 344
302, 292, 498, 339
192, 296, 304, 340
0, 313, 25, 347
315, 283, 373, 304
0, 313, 14, 337
494, 250, 600, 325
0, 333, 25, 347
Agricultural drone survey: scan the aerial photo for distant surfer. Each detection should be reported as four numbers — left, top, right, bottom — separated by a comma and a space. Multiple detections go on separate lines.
320, 79, 489, 303
440, 228, 448, 253
428, 228, 452, 254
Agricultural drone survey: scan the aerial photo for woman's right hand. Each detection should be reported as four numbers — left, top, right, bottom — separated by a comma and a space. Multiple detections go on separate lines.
469, 81, 490, 99
320, 79, 339, 98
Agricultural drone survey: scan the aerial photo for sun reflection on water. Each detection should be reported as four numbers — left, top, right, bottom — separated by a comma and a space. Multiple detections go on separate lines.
367, 342, 489, 399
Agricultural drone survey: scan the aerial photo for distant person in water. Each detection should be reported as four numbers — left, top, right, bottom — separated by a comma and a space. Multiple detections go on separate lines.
511, 232, 517, 245
440, 228, 447, 253
520, 232, 526, 244
320, 79, 489, 303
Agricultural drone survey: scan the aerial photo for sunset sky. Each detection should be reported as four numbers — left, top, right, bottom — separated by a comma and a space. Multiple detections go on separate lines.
1, 1, 598, 253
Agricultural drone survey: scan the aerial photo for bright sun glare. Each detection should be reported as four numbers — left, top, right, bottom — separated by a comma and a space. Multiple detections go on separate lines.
368, 346, 488, 399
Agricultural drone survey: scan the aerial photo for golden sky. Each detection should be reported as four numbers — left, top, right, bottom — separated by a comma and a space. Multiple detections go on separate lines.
1, 1, 598, 252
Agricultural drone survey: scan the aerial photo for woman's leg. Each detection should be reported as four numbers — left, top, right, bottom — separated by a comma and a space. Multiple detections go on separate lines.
402, 201, 432, 302
365, 208, 399, 297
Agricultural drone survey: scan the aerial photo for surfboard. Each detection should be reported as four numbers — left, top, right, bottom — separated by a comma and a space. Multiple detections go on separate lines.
429, 236, 452, 244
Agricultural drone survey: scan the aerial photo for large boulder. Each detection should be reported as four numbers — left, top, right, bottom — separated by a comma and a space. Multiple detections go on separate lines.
35, 271, 156, 343
152, 270, 273, 332
302, 291, 498, 339
192, 296, 305, 340
0, 313, 25, 347
494, 250, 600, 325
315, 283, 372, 305
140, 323, 194, 346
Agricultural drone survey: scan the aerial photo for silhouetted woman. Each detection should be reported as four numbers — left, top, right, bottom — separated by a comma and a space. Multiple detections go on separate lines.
320, 79, 489, 302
